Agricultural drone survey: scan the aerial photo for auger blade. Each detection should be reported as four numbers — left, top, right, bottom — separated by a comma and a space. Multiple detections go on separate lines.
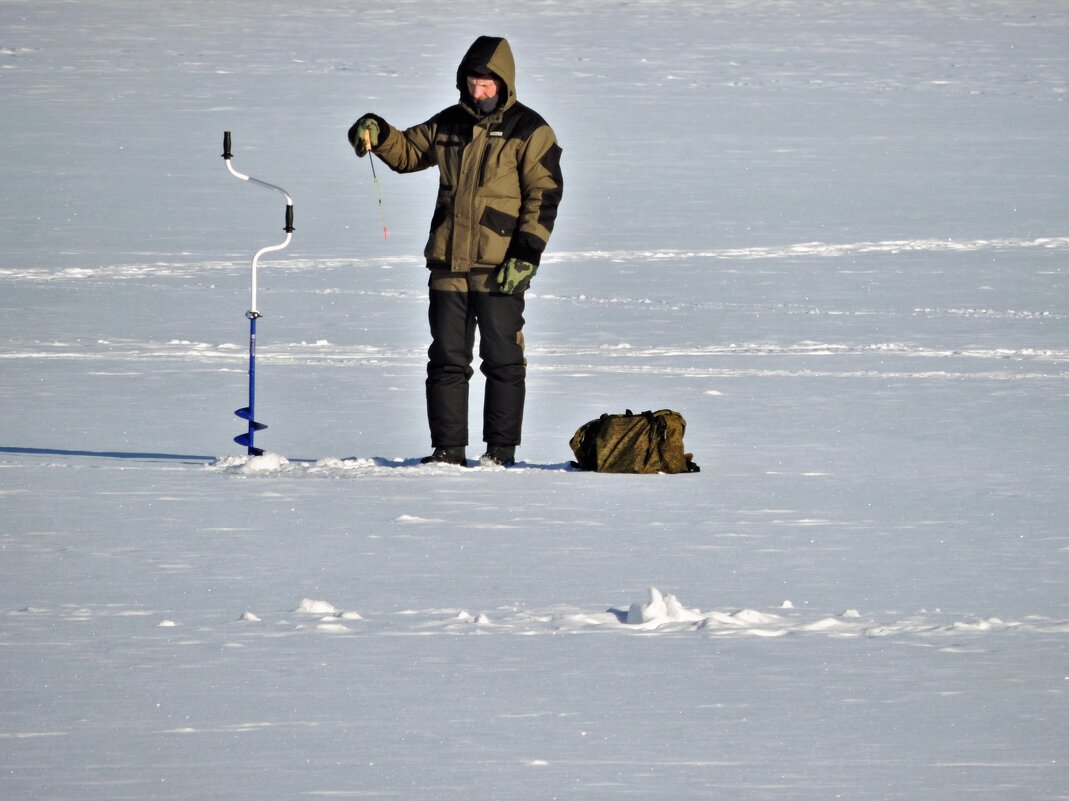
235, 407, 268, 430
234, 433, 264, 456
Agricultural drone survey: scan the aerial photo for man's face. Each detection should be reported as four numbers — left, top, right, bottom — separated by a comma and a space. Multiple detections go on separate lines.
466, 76, 499, 102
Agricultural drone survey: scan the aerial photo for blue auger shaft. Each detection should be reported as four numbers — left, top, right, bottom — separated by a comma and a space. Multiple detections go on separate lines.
234, 311, 266, 456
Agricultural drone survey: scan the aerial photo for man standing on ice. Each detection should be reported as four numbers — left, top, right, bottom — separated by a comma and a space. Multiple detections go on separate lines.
348, 36, 563, 467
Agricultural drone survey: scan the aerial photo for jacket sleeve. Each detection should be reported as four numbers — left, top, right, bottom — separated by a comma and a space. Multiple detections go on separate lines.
372, 118, 439, 174
509, 125, 563, 266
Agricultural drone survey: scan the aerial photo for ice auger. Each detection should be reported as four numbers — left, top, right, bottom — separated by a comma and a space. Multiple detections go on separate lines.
222, 131, 293, 455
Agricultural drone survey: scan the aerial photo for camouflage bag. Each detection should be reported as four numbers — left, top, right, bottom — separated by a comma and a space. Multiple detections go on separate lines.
569, 409, 700, 474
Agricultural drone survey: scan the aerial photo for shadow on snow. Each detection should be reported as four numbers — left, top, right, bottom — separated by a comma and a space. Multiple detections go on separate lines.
0, 445, 215, 464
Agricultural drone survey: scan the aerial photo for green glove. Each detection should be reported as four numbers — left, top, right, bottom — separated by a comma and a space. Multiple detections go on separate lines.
496, 258, 538, 294
349, 116, 381, 157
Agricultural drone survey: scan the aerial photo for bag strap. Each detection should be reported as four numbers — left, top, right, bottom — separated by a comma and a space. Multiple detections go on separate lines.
641, 410, 668, 441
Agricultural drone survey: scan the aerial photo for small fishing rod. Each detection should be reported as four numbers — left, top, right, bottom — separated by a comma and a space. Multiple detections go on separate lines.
363, 129, 388, 240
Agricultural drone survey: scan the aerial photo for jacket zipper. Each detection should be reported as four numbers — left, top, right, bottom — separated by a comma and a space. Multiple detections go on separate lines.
465, 126, 489, 267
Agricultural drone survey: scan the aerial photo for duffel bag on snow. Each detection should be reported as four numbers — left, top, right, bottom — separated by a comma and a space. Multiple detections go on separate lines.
569, 409, 700, 474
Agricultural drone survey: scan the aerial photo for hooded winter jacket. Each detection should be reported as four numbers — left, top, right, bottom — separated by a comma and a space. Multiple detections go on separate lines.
365, 37, 563, 272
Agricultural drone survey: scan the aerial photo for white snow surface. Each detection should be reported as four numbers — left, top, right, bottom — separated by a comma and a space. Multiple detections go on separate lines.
2, 2, 1068, 800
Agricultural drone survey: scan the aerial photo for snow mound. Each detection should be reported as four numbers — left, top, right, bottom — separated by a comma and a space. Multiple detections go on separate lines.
315, 623, 351, 634
294, 599, 363, 623
626, 586, 705, 626
296, 599, 337, 615
210, 453, 290, 474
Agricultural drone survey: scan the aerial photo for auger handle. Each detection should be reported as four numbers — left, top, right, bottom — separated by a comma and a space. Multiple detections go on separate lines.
222, 130, 294, 313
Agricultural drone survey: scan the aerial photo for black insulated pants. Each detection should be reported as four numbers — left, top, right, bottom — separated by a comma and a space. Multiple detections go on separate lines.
426, 285, 526, 448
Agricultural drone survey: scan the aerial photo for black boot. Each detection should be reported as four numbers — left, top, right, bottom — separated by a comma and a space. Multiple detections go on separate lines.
480, 444, 515, 467
420, 446, 467, 466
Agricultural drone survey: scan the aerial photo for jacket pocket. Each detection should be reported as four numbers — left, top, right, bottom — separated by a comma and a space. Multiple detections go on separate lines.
429, 200, 449, 233
478, 206, 518, 266
424, 197, 453, 264
481, 205, 517, 237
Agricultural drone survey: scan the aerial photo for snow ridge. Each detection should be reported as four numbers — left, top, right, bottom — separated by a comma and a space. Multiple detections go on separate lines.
2, 236, 1066, 282
4, 339, 1065, 373
205, 586, 1069, 640
17, 588, 1063, 641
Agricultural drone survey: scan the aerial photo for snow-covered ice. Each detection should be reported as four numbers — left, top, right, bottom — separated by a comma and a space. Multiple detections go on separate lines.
2, 2, 1067, 799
